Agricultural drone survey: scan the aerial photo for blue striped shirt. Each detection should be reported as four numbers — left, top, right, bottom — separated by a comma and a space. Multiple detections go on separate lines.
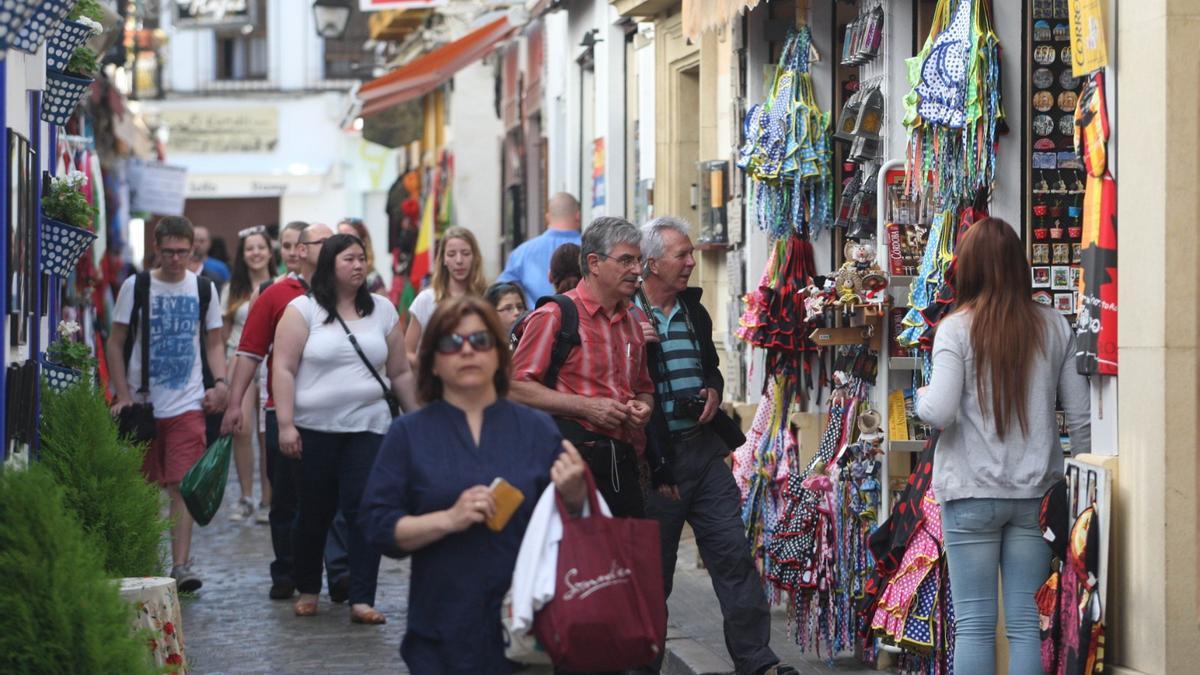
640, 298, 704, 432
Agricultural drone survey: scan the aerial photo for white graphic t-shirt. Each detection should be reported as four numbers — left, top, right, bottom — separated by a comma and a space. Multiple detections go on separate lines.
114, 271, 224, 419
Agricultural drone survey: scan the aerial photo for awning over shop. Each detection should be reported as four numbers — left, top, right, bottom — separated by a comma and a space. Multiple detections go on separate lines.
358, 17, 516, 117
682, 0, 765, 40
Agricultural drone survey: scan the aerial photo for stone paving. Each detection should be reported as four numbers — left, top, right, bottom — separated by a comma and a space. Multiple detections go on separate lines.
180, 470, 879, 674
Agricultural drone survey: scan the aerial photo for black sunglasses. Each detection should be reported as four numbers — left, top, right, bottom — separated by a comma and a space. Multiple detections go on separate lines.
435, 330, 496, 355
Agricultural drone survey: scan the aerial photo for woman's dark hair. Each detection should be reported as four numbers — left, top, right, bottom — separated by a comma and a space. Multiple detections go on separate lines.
225, 231, 273, 321
954, 217, 1047, 439
485, 282, 524, 307
208, 236, 230, 265
417, 296, 511, 403
311, 234, 375, 324
549, 243, 582, 293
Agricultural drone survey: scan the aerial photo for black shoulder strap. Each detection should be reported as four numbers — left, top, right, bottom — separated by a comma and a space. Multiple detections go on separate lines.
334, 313, 393, 400
122, 271, 152, 394
198, 276, 214, 388
536, 294, 580, 390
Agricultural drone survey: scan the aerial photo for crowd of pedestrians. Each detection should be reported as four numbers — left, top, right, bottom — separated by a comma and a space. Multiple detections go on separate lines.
106, 199, 801, 674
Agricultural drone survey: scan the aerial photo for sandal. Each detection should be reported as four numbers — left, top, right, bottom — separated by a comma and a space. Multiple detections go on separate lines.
350, 605, 387, 625
293, 596, 318, 617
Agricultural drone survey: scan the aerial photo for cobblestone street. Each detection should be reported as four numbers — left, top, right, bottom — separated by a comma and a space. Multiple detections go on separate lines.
179, 470, 875, 674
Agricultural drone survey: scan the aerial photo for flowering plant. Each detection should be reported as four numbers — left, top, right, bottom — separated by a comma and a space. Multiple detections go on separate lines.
65, 1, 106, 76
68, 0, 104, 23
42, 172, 97, 230
47, 320, 95, 371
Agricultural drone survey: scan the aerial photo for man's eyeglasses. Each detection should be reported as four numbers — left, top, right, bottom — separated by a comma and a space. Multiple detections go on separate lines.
238, 224, 268, 239
435, 330, 496, 355
300, 237, 328, 248
159, 247, 191, 259
596, 252, 643, 269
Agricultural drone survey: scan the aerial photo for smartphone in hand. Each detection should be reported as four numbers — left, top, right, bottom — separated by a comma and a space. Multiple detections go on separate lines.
486, 477, 525, 532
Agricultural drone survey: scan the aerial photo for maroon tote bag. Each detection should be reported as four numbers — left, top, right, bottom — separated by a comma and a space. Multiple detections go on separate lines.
533, 470, 667, 671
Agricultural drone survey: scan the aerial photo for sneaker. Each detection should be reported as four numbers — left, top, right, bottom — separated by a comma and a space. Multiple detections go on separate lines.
171, 562, 203, 593
255, 503, 270, 525
229, 497, 254, 522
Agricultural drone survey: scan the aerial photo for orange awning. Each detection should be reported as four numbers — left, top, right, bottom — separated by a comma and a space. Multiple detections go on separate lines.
359, 17, 515, 117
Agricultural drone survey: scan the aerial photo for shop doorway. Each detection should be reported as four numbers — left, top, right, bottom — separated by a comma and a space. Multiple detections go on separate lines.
671, 65, 701, 223
181, 197, 281, 263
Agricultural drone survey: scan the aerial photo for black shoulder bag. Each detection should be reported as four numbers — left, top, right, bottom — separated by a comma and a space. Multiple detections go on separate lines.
333, 314, 401, 418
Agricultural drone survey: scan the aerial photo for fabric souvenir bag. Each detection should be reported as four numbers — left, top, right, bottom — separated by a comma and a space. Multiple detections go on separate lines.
532, 470, 666, 671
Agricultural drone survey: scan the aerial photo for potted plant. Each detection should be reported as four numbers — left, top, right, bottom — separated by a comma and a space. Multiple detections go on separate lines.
42, 319, 94, 392
40, 171, 98, 276
0, 0, 41, 52
12, 0, 82, 54
41, 0, 105, 126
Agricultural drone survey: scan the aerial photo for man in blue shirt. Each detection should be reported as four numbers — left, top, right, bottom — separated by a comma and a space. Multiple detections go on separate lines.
497, 192, 581, 305
190, 225, 230, 291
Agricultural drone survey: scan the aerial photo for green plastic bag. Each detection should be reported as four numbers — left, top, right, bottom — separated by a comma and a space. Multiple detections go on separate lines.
180, 435, 233, 526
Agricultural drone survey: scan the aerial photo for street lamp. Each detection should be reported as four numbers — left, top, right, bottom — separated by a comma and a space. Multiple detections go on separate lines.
312, 0, 352, 40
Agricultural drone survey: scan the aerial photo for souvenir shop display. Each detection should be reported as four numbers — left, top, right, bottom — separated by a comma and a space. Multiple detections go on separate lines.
738, 25, 834, 239
840, 2, 884, 67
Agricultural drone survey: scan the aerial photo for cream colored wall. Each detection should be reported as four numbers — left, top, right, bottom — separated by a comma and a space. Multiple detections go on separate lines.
1111, 0, 1200, 672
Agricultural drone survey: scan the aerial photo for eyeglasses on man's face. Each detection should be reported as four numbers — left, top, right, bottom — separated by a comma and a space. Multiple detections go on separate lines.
300, 237, 329, 248
596, 252, 643, 269
159, 247, 191, 259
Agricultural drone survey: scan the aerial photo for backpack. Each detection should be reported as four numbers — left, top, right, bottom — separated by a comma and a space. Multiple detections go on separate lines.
122, 271, 215, 394
509, 294, 579, 389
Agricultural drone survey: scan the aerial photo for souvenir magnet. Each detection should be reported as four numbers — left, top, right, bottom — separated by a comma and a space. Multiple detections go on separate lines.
1070, 266, 1083, 287
1033, 290, 1054, 306
1060, 46, 1072, 64
1032, 267, 1051, 288
1033, 152, 1057, 169
1032, 244, 1050, 264
1053, 243, 1070, 264
1034, 20, 1052, 42
1034, 91, 1054, 111
1054, 292, 1075, 314
1033, 114, 1055, 136
1034, 45, 1057, 65
1059, 70, 1080, 90
1034, 68, 1055, 89
1058, 91, 1078, 111
1054, 23, 1070, 41
1072, 243, 1083, 263
1059, 114, 1075, 136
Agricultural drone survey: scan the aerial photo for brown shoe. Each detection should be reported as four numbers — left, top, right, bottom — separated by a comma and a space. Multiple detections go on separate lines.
293, 595, 318, 617
350, 605, 386, 625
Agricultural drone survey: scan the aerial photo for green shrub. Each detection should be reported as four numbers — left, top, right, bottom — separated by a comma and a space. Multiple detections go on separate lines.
39, 382, 167, 577
0, 465, 157, 674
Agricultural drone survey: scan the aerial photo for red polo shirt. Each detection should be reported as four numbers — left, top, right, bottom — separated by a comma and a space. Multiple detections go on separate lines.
235, 275, 306, 409
511, 280, 655, 451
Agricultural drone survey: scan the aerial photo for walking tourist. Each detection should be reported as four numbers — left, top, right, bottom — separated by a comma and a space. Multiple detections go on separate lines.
106, 215, 229, 593
404, 226, 487, 364
273, 233, 419, 623
221, 224, 274, 523
509, 217, 655, 518
635, 216, 796, 675
220, 223, 352, 601
362, 295, 588, 671
485, 281, 526, 334
915, 217, 1091, 675
189, 224, 230, 292
337, 217, 386, 293
497, 192, 582, 306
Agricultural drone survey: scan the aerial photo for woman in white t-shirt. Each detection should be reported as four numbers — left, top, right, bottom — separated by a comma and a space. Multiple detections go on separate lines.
273, 234, 419, 624
404, 226, 487, 366
220, 225, 274, 523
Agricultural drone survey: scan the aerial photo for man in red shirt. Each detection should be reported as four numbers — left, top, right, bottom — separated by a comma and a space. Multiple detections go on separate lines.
510, 217, 656, 517
219, 222, 349, 601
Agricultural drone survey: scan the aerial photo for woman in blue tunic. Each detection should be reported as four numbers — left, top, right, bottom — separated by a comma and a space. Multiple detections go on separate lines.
362, 295, 588, 673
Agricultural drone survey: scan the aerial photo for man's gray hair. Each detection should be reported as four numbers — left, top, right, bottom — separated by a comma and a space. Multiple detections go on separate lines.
640, 216, 693, 262
579, 217, 641, 277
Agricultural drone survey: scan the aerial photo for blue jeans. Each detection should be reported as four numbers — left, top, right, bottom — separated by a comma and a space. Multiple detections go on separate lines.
295, 428, 383, 606
941, 498, 1050, 675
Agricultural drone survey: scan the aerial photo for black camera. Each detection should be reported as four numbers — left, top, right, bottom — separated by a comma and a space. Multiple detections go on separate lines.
672, 395, 706, 420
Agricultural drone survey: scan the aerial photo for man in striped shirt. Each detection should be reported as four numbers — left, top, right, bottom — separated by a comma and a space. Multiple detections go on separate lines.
510, 217, 656, 518
635, 216, 794, 675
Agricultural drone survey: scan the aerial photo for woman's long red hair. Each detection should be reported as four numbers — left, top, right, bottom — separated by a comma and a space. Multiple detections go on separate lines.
953, 217, 1046, 439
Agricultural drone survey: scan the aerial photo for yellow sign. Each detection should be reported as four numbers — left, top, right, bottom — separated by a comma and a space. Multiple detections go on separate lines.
888, 390, 909, 441
161, 108, 279, 154
1068, 0, 1108, 77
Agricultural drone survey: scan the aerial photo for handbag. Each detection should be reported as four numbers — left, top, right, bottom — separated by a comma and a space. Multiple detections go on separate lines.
180, 435, 233, 526
532, 469, 666, 671
117, 402, 157, 444
334, 314, 401, 418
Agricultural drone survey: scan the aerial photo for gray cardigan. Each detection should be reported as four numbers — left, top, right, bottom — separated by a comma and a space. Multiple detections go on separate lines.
915, 305, 1091, 502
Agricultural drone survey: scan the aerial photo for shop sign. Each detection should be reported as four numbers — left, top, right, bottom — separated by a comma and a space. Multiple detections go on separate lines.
173, 0, 254, 28
128, 160, 189, 216
184, 173, 325, 198
161, 108, 279, 154
359, 0, 447, 11
1067, 0, 1108, 77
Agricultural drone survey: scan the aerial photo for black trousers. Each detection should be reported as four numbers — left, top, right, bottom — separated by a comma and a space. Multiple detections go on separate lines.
264, 411, 349, 588
645, 426, 777, 675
